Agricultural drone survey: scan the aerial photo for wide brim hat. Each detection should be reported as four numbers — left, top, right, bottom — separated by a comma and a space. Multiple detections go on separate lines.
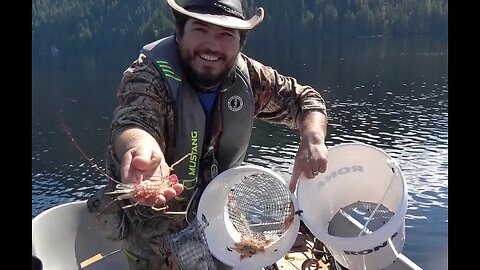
167, 0, 264, 30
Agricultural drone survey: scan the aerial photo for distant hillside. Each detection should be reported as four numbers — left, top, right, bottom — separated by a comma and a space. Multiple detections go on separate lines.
32, 0, 448, 55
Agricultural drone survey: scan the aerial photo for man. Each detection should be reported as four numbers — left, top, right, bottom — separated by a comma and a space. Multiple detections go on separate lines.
87, 0, 328, 269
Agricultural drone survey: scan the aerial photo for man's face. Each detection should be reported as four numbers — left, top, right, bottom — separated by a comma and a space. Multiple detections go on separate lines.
176, 18, 241, 88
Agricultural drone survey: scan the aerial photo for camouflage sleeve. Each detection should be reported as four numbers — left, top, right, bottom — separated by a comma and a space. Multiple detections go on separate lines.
109, 53, 174, 163
241, 53, 327, 129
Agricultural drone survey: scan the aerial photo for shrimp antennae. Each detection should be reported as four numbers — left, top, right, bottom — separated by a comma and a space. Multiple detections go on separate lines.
170, 153, 191, 171
58, 111, 121, 185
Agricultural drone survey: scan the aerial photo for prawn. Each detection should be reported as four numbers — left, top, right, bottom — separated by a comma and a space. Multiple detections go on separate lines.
281, 201, 296, 231
231, 236, 273, 260
104, 153, 190, 211
59, 112, 190, 213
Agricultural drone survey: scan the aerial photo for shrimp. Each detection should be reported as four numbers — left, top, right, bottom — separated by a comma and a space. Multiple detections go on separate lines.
231, 236, 273, 260
59, 111, 191, 213
281, 201, 296, 231
105, 174, 180, 211
104, 153, 190, 211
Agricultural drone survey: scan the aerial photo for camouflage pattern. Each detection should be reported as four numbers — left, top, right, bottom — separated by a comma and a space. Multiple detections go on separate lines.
97, 51, 327, 269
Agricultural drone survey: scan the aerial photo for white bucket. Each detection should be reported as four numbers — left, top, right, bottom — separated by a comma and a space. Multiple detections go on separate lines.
197, 165, 301, 270
297, 143, 408, 270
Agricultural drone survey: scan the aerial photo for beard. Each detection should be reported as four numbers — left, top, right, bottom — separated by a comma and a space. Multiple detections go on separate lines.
179, 49, 236, 90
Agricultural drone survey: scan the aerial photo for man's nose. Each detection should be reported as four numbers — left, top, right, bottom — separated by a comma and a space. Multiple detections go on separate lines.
203, 32, 222, 51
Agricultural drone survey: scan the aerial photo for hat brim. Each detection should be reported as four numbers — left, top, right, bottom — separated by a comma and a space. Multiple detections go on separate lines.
167, 0, 264, 30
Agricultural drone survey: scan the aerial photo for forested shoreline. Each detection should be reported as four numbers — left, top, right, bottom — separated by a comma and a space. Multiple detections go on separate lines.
32, 0, 448, 55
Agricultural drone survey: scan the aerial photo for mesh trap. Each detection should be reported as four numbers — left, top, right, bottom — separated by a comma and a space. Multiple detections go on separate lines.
165, 218, 217, 270
226, 171, 296, 258
328, 201, 395, 237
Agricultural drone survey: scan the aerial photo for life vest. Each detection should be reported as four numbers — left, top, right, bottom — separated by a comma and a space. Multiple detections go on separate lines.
141, 36, 254, 200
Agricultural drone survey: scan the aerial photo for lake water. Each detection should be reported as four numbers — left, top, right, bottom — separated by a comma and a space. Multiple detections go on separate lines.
32, 35, 448, 269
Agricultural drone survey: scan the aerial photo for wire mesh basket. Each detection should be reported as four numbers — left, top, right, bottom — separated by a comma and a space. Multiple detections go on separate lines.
165, 218, 217, 270
196, 165, 300, 269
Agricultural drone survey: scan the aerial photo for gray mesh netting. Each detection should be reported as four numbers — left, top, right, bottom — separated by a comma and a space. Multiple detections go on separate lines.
165, 218, 217, 270
227, 172, 295, 250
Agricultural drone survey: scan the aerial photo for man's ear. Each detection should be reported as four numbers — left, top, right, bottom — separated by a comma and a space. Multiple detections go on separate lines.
175, 28, 180, 43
